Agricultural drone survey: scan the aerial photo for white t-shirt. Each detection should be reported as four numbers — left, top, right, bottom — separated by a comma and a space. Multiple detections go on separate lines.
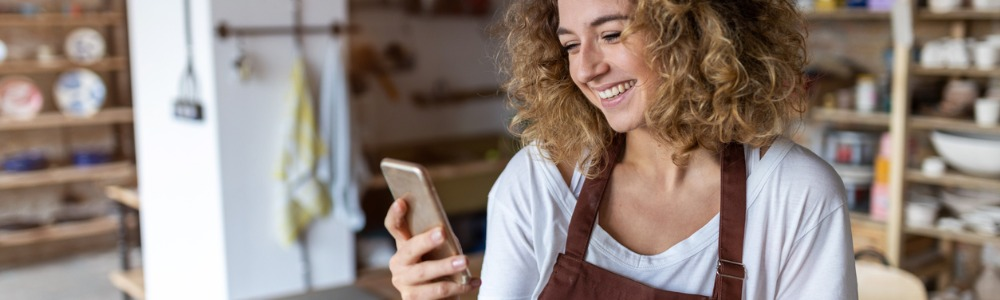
478, 137, 859, 299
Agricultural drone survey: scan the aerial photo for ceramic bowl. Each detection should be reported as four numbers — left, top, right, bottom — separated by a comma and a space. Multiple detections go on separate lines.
930, 130, 1000, 177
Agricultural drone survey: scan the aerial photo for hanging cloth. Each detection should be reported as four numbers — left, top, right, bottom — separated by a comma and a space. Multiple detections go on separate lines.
276, 57, 332, 245
318, 37, 370, 232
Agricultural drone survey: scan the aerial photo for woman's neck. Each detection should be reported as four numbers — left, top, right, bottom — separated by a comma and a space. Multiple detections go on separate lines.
621, 129, 719, 189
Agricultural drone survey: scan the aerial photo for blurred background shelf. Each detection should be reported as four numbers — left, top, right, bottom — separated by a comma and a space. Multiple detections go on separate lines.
906, 225, 1000, 246
909, 115, 1000, 135
0, 162, 136, 190
108, 268, 145, 300
0, 57, 129, 75
804, 9, 890, 20
0, 107, 134, 131
0, 216, 118, 267
365, 159, 507, 190
811, 108, 891, 127
906, 169, 1000, 193
912, 65, 1000, 77
105, 185, 139, 210
917, 9, 1000, 20
0, 12, 124, 27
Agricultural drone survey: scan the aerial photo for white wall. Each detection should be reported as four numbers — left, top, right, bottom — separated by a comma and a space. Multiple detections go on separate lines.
209, 0, 355, 298
129, 0, 354, 299
128, 0, 229, 299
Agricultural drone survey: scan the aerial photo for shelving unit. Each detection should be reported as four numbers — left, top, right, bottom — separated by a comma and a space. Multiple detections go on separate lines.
871, 0, 1000, 289
916, 9, 1000, 20
0, 57, 129, 75
365, 159, 507, 190
906, 169, 1000, 193
912, 65, 1000, 77
0, 12, 124, 27
0, 216, 118, 266
811, 108, 891, 127
0, 107, 133, 131
804, 9, 891, 21
0, 162, 135, 190
910, 115, 1000, 135
0, 0, 136, 274
108, 268, 145, 300
804, 2, 1000, 289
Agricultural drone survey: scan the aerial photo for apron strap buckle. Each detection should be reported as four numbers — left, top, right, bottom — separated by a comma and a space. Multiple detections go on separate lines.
717, 258, 746, 281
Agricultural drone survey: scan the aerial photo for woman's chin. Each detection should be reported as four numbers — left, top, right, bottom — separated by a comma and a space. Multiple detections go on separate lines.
605, 118, 644, 133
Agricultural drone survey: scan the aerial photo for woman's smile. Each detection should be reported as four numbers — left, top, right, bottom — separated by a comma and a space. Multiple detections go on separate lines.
594, 79, 636, 109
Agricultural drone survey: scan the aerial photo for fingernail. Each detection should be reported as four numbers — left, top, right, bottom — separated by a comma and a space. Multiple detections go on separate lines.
452, 257, 466, 269
471, 278, 482, 287
431, 229, 443, 242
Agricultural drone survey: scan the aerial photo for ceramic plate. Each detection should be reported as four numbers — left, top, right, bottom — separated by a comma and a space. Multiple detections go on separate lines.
54, 69, 106, 118
0, 39, 7, 63
0, 76, 44, 120
64, 27, 106, 64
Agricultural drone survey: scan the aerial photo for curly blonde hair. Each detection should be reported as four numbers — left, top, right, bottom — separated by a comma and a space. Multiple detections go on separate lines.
497, 0, 806, 176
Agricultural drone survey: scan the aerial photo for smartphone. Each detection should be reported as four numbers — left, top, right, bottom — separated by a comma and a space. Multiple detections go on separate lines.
380, 158, 472, 285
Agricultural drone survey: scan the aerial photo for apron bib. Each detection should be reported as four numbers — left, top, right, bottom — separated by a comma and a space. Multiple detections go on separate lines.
537, 136, 748, 300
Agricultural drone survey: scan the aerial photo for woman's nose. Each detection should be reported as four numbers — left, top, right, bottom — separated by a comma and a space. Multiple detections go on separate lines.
574, 43, 609, 83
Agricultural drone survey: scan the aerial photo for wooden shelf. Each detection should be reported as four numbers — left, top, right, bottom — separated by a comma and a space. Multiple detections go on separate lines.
0, 12, 124, 27
109, 268, 145, 300
0, 57, 128, 75
912, 65, 1000, 77
910, 115, 1000, 135
917, 9, 1000, 20
906, 168, 1000, 193
804, 9, 891, 20
106, 185, 139, 210
906, 225, 1000, 246
811, 108, 891, 127
366, 159, 507, 190
0, 216, 116, 249
0, 162, 135, 190
0, 107, 133, 131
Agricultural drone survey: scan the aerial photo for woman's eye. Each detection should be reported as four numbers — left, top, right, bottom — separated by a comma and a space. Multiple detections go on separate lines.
602, 32, 621, 43
562, 43, 579, 53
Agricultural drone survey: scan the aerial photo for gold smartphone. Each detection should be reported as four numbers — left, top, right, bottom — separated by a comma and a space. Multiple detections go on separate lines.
380, 158, 472, 285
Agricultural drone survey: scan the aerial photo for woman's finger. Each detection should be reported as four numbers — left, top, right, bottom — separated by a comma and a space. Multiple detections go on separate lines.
400, 278, 481, 300
399, 227, 445, 265
395, 255, 468, 286
384, 198, 412, 243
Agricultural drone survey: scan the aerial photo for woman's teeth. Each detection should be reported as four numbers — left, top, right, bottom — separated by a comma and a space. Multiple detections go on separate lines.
598, 80, 636, 100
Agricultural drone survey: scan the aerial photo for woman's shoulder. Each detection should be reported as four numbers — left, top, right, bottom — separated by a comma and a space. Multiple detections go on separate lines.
752, 137, 847, 210
488, 143, 577, 212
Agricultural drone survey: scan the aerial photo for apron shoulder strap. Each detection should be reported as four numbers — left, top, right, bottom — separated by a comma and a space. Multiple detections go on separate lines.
564, 135, 624, 260
714, 142, 748, 299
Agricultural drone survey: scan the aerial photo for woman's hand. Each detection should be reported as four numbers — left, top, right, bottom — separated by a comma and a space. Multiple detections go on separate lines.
384, 198, 481, 300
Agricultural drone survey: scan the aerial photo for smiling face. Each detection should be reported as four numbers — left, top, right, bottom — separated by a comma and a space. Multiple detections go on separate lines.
557, 0, 657, 133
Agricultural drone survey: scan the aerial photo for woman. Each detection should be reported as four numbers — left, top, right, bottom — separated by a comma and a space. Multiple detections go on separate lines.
384, 0, 858, 299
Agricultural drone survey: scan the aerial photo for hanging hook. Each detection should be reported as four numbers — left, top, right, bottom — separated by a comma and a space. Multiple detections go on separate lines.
293, 0, 304, 55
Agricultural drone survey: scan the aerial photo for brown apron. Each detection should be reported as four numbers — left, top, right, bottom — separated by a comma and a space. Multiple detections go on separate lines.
538, 136, 748, 300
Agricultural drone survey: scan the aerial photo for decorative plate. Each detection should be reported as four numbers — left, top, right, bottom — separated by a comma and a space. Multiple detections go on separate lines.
54, 68, 106, 118
64, 27, 106, 65
0, 76, 44, 120
0, 38, 7, 63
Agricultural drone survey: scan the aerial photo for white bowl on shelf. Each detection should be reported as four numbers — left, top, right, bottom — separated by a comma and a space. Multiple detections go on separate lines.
930, 130, 1000, 177
929, 0, 962, 13
942, 188, 1000, 215
907, 199, 941, 228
